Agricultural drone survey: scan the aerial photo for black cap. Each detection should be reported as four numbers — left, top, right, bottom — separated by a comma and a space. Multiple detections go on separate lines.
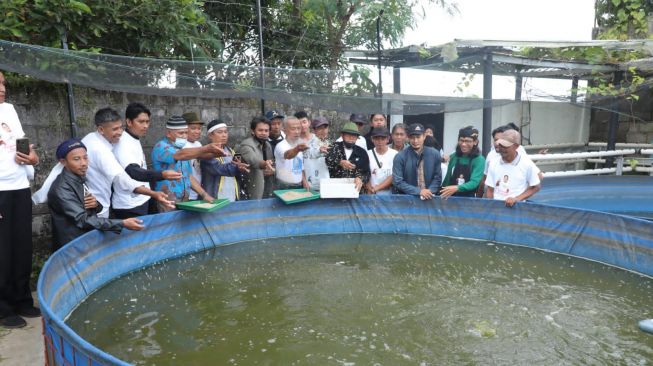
349, 113, 366, 125
407, 123, 425, 136
370, 126, 390, 137
458, 126, 478, 139
265, 110, 284, 120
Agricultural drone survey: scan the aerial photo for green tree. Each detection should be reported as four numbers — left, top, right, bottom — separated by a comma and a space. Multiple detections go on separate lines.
0, 0, 222, 59
594, 0, 652, 40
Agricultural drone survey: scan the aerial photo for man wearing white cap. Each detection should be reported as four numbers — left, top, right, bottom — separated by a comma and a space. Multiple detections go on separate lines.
484, 129, 540, 207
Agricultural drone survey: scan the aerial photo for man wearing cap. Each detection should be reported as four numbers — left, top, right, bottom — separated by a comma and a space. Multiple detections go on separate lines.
484, 129, 540, 207
151, 115, 222, 210
82, 107, 174, 218
237, 116, 274, 199
182, 111, 205, 200
265, 110, 285, 152
364, 113, 387, 150
112, 102, 182, 218
48, 139, 145, 252
365, 126, 397, 195
0, 70, 41, 329
440, 126, 485, 198
335, 114, 367, 149
326, 122, 370, 192
304, 116, 331, 191
274, 116, 310, 190
392, 123, 442, 200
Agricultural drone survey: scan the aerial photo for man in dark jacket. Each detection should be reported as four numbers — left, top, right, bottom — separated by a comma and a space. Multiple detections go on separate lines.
326, 122, 370, 192
392, 123, 442, 200
48, 139, 144, 252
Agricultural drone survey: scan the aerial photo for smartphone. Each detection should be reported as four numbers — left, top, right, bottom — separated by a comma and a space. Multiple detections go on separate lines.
16, 137, 29, 155
233, 153, 242, 161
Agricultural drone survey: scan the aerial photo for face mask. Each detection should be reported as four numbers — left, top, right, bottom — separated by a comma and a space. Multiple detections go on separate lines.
174, 138, 187, 148
343, 141, 355, 149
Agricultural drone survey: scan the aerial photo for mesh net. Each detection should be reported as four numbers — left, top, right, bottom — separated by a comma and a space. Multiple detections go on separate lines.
0, 39, 649, 116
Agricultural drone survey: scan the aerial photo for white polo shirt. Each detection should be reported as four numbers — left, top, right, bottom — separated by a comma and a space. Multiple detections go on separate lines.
274, 139, 304, 185
485, 152, 540, 201
112, 132, 150, 210
0, 102, 29, 191
82, 132, 142, 218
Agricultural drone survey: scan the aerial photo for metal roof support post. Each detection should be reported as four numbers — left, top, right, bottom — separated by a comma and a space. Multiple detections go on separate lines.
571, 76, 579, 103
606, 71, 623, 166
61, 33, 78, 138
482, 50, 493, 156
256, 0, 265, 115
514, 66, 522, 101
393, 66, 401, 94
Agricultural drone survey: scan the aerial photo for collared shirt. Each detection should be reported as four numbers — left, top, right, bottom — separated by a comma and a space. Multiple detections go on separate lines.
274, 139, 304, 185
152, 138, 192, 200
82, 131, 142, 218
485, 151, 541, 201
184, 140, 203, 200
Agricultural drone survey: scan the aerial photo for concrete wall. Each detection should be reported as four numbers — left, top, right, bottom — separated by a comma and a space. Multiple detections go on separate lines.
8, 84, 351, 251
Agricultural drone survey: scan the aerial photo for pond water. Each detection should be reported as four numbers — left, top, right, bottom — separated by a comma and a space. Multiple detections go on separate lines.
67, 234, 653, 365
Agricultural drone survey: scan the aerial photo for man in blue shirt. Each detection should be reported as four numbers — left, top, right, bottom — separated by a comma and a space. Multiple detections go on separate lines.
151, 115, 223, 211
392, 123, 442, 200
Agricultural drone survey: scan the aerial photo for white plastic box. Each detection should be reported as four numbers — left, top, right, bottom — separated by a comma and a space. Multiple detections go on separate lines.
319, 178, 360, 198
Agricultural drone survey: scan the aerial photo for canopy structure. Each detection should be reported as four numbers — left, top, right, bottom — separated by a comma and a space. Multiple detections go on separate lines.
346, 39, 653, 155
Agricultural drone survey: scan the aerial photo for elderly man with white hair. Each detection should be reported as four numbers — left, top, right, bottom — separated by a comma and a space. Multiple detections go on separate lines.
484, 129, 541, 207
274, 116, 310, 190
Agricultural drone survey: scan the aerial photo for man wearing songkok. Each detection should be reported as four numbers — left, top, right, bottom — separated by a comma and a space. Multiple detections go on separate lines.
48, 139, 144, 251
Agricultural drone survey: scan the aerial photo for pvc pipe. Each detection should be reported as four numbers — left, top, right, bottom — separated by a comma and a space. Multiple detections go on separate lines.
530, 149, 636, 161
523, 142, 586, 150
535, 159, 586, 166
588, 142, 653, 149
635, 166, 653, 173
543, 167, 633, 178
641, 149, 653, 155
639, 319, 653, 335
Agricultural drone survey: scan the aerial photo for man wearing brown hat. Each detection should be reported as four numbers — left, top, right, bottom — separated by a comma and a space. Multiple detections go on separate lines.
182, 112, 205, 200
484, 129, 540, 207
326, 122, 370, 192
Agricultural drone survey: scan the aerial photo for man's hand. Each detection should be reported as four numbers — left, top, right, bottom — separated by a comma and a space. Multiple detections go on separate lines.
296, 143, 309, 152
505, 197, 518, 207
365, 182, 376, 194
340, 160, 355, 170
233, 160, 250, 173
201, 193, 215, 203
420, 188, 434, 200
439, 185, 458, 199
319, 145, 329, 154
15, 144, 39, 165
354, 177, 363, 192
83, 194, 98, 209
122, 218, 145, 231
262, 160, 275, 176
204, 143, 226, 157
152, 191, 175, 210
162, 170, 182, 181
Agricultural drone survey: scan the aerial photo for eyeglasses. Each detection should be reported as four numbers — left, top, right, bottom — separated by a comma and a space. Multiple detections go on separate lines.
458, 138, 475, 144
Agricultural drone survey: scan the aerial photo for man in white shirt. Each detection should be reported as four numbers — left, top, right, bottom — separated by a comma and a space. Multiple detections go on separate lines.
304, 116, 331, 191
365, 126, 397, 195
83, 107, 174, 218
112, 103, 182, 218
182, 112, 204, 200
0, 71, 41, 329
274, 116, 309, 189
484, 129, 541, 207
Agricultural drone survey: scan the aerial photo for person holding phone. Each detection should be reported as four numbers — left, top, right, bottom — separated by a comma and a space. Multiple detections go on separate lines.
237, 116, 274, 199
0, 71, 41, 329
48, 139, 144, 251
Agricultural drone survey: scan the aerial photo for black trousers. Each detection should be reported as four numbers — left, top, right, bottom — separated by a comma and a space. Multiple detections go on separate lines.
112, 199, 149, 219
0, 188, 34, 317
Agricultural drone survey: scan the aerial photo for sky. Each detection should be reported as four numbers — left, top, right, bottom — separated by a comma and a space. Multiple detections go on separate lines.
389, 0, 597, 100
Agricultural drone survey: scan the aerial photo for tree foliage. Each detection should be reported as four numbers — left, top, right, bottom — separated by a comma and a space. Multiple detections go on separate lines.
0, 0, 222, 58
